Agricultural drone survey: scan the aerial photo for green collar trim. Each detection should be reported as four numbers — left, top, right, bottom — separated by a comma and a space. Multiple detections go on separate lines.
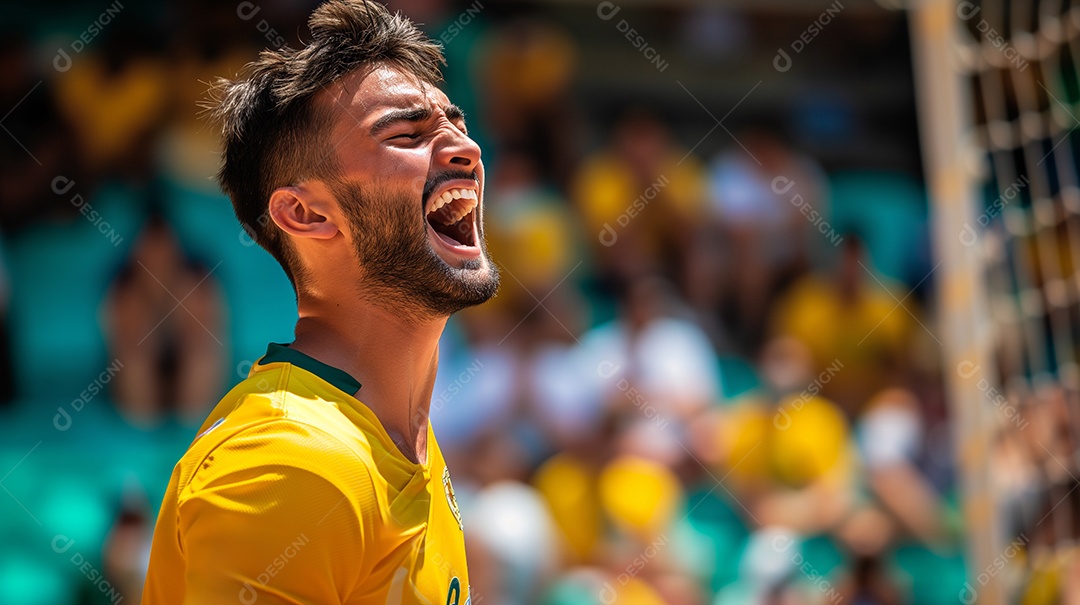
259, 343, 362, 395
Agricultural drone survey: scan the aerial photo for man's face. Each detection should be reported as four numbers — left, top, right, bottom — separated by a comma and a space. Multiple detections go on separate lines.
322, 64, 499, 319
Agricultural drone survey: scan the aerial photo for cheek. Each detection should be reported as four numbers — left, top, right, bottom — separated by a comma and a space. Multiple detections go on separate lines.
340, 141, 430, 186
407, 174, 427, 200
382, 151, 432, 199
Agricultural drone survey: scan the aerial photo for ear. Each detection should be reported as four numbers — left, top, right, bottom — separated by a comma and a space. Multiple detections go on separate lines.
268, 185, 340, 240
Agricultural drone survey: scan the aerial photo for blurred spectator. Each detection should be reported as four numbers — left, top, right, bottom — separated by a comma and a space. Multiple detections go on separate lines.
580, 273, 721, 424
527, 273, 721, 601
159, 1, 259, 194
436, 286, 593, 464
992, 420, 1040, 545
534, 406, 707, 603
768, 234, 914, 416
533, 450, 606, 566
573, 109, 708, 290
857, 388, 951, 548
599, 455, 682, 543
0, 34, 79, 231
106, 212, 225, 426
704, 129, 828, 352
485, 146, 585, 316
465, 481, 560, 605
834, 552, 903, 605
705, 335, 856, 599
726, 394, 854, 532
479, 16, 580, 187
1015, 386, 1080, 554
53, 25, 169, 180
102, 489, 153, 604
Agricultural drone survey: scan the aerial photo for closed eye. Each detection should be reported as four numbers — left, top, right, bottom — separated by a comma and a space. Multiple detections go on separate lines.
445, 105, 468, 134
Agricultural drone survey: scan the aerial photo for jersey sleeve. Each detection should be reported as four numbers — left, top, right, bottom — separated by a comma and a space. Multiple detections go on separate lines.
175, 421, 378, 604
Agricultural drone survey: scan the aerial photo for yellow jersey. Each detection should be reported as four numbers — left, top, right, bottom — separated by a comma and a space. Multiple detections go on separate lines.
142, 343, 471, 604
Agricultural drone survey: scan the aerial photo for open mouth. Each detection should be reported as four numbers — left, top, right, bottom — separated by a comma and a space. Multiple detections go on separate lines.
425, 186, 479, 250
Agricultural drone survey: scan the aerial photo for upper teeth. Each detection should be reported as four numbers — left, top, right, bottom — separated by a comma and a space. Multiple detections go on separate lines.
427, 188, 478, 224
428, 188, 477, 212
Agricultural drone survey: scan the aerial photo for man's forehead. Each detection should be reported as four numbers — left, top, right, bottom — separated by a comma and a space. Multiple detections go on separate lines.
328, 65, 449, 117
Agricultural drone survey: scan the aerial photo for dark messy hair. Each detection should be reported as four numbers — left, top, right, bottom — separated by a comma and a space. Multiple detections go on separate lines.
209, 0, 445, 288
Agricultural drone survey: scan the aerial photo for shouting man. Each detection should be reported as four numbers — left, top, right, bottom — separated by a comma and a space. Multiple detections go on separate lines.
142, 1, 498, 603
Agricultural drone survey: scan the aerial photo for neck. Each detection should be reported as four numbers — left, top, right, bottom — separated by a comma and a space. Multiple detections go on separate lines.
290, 292, 446, 465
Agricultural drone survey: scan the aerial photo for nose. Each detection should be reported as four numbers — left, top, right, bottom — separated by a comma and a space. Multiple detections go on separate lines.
433, 125, 481, 170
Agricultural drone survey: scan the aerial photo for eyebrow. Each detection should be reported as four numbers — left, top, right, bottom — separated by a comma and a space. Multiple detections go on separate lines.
444, 104, 465, 122
369, 104, 467, 137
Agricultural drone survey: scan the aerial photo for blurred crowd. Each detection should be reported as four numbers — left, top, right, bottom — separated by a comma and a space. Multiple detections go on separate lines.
0, 1, 972, 604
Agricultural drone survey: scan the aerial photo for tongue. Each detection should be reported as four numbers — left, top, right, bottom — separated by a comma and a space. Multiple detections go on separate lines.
430, 216, 467, 246
434, 229, 464, 247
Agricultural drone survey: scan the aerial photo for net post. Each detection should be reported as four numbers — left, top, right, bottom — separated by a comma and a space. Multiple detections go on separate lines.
909, 2, 1002, 603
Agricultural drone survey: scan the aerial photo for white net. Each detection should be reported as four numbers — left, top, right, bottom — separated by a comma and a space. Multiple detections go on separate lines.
920, 0, 1080, 602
